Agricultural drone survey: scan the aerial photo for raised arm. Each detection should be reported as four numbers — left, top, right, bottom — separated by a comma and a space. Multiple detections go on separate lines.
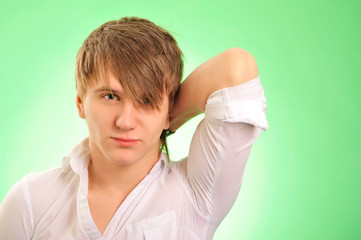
168, 47, 259, 132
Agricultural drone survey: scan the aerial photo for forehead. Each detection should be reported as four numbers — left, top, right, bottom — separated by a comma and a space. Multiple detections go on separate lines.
90, 73, 125, 93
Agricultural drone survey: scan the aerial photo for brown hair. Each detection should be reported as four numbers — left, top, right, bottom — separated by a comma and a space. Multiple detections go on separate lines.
75, 16, 184, 159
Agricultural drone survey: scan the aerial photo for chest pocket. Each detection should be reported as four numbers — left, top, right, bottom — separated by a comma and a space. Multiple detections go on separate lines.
126, 211, 177, 240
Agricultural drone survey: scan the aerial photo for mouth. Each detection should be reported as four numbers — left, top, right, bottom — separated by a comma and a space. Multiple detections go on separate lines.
111, 137, 139, 147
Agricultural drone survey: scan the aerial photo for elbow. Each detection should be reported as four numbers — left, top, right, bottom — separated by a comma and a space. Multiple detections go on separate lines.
222, 47, 259, 86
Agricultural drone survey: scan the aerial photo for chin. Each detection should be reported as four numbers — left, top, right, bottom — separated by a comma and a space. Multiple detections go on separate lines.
107, 150, 141, 166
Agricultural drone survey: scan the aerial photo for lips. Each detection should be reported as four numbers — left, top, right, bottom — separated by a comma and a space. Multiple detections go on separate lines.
111, 137, 139, 147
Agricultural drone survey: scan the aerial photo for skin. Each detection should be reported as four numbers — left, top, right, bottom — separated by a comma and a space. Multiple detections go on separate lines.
76, 47, 258, 234
169, 47, 258, 132
76, 73, 170, 233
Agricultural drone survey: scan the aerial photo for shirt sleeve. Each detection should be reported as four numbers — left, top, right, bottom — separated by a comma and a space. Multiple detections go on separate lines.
0, 176, 34, 239
183, 76, 268, 221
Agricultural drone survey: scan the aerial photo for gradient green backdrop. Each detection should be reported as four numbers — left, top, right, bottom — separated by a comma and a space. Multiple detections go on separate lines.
1, 0, 360, 239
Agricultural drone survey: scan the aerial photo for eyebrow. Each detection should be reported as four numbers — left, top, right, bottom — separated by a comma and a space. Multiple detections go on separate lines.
93, 87, 124, 95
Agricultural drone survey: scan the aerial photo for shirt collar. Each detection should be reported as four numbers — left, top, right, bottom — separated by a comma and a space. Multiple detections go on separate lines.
62, 137, 91, 176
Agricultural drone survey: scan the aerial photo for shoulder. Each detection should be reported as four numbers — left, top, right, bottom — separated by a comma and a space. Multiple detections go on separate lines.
0, 176, 32, 238
26, 165, 79, 200
26, 166, 70, 185
0, 166, 80, 237
0, 167, 64, 208
21, 166, 79, 227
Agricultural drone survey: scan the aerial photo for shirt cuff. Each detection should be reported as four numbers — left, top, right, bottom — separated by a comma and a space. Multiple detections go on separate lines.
204, 76, 269, 131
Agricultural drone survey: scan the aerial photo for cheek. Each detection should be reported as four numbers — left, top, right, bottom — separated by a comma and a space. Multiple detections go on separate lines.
143, 114, 165, 134
85, 105, 114, 131
155, 112, 170, 132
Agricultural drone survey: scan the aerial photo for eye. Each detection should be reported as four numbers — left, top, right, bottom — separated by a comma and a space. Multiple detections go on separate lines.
104, 93, 119, 101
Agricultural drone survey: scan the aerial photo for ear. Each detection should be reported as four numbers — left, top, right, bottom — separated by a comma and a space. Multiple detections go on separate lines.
163, 113, 170, 130
76, 94, 86, 119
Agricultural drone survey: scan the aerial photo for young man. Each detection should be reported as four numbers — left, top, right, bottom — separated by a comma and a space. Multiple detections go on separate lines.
0, 17, 268, 239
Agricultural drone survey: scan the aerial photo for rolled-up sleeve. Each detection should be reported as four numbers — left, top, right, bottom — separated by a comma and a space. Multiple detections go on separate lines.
184, 76, 268, 220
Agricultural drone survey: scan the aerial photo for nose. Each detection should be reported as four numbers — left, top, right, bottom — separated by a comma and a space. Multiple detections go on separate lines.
115, 101, 137, 131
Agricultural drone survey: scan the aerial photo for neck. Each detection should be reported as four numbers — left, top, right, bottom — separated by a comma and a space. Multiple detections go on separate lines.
87, 145, 161, 194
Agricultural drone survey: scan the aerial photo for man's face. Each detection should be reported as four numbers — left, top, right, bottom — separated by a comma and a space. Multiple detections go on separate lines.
76, 73, 170, 167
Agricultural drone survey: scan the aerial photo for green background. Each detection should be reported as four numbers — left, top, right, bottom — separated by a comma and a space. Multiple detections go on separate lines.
1, 0, 360, 239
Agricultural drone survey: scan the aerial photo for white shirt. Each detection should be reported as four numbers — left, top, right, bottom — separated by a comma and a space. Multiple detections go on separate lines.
0, 76, 268, 240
